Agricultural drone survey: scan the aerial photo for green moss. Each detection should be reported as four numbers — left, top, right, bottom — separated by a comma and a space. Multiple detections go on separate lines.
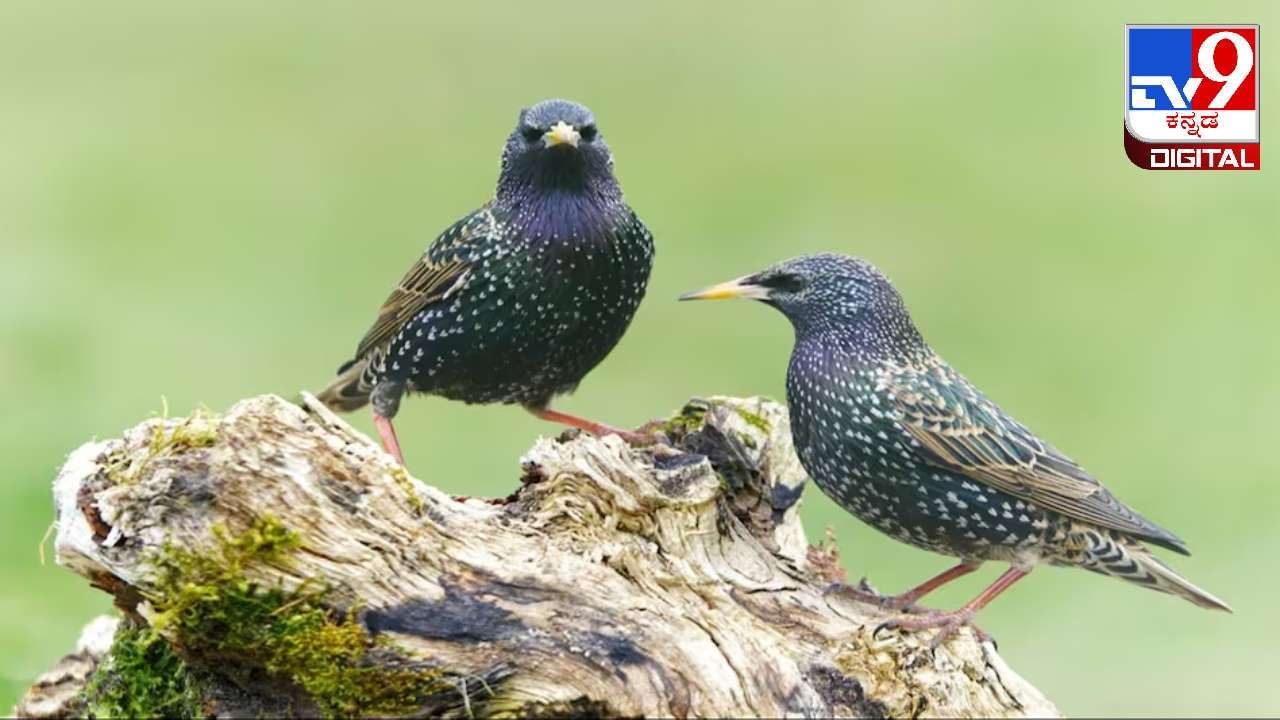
389, 466, 425, 514
662, 402, 708, 436
84, 623, 202, 719
733, 406, 771, 434
266, 606, 449, 717
105, 407, 219, 486
147, 515, 450, 718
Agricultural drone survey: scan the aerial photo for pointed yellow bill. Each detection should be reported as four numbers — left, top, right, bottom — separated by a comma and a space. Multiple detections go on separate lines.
678, 276, 769, 301
543, 121, 581, 148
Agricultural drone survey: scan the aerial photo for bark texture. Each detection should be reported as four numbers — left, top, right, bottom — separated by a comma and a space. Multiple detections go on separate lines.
21, 393, 1059, 718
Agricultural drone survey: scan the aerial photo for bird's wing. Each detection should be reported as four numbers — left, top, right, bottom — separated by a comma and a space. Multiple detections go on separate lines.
352, 208, 494, 359
884, 359, 1188, 554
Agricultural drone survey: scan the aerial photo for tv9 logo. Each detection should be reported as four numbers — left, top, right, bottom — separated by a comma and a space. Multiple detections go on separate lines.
1124, 26, 1259, 170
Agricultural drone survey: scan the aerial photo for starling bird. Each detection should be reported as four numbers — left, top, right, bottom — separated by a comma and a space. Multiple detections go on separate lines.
318, 100, 654, 463
681, 253, 1229, 642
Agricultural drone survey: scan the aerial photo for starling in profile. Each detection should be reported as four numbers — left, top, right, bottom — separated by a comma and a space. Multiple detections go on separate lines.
681, 253, 1229, 642
318, 100, 654, 463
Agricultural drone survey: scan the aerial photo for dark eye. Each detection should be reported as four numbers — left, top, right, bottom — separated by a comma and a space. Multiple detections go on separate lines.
758, 272, 806, 293
521, 125, 543, 143
579, 124, 598, 141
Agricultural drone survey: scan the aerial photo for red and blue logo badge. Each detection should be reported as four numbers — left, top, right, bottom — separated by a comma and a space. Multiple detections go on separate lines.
1124, 25, 1259, 170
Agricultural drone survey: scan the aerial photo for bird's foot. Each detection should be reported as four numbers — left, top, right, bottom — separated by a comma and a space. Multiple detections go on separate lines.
829, 576, 890, 604
874, 609, 993, 649
826, 578, 889, 605
628, 418, 675, 446
828, 578, 931, 614
633, 417, 671, 436
601, 425, 669, 447
531, 408, 669, 446
553, 422, 666, 447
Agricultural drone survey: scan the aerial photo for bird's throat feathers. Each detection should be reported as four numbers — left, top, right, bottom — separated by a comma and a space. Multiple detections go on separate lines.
498, 181, 627, 242
495, 135, 624, 237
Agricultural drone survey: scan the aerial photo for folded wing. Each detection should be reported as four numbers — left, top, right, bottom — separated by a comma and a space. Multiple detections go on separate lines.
884, 359, 1189, 555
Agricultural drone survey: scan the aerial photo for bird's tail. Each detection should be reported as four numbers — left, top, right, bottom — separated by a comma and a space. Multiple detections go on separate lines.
315, 358, 372, 413
1079, 529, 1232, 612
1127, 546, 1232, 612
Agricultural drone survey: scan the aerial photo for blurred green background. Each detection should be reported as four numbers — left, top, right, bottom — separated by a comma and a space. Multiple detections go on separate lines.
3, 1, 1277, 715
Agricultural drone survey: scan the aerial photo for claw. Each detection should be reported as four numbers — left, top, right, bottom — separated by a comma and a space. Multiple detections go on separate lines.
827, 581, 934, 614
925, 620, 966, 650
611, 428, 668, 447
877, 608, 981, 650
828, 582, 897, 608
872, 619, 899, 640
970, 623, 996, 649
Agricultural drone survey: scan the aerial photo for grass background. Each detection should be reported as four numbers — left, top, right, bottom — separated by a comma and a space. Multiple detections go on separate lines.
2, 2, 1277, 715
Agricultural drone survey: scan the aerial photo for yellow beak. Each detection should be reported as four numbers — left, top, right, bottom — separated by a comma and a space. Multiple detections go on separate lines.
543, 121, 581, 149
678, 276, 770, 301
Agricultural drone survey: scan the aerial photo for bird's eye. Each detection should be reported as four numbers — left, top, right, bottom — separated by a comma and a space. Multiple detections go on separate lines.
579, 124, 598, 141
521, 126, 543, 143
758, 272, 806, 293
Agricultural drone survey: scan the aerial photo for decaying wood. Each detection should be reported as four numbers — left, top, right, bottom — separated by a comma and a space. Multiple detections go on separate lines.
27, 393, 1059, 718
15, 616, 118, 719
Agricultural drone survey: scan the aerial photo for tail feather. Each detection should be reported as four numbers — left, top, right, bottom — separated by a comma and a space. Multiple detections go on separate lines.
1074, 528, 1232, 612
1125, 547, 1233, 612
315, 357, 372, 413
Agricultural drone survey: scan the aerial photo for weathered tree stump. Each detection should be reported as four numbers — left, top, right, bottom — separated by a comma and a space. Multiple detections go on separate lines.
18, 394, 1058, 718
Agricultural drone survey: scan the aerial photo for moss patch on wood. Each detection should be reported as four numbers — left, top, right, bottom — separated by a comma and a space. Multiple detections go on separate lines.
389, 465, 425, 514
144, 515, 451, 718
733, 405, 772, 434
84, 622, 202, 719
104, 407, 219, 486
662, 401, 709, 437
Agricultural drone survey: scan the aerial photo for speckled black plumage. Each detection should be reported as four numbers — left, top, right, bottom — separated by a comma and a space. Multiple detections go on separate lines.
682, 254, 1229, 619
320, 100, 653, 423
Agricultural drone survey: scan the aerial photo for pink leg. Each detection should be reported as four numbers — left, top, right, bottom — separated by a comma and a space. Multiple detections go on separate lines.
528, 407, 656, 444
877, 567, 1031, 648
373, 414, 405, 465
836, 561, 979, 611
888, 561, 982, 609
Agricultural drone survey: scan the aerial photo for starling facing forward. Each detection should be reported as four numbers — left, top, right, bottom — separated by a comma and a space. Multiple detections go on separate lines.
682, 254, 1229, 641
319, 100, 654, 463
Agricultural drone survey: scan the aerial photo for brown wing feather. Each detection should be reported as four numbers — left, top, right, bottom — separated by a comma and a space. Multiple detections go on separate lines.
354, 255, 469, 359
885, 359, 1189, 554
350, 208, 498, 359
